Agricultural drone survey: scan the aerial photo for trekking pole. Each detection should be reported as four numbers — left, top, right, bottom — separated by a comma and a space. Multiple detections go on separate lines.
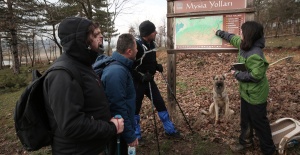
159, 72, 193, 133
114, 115, 122, 155
148, 81, 161, 155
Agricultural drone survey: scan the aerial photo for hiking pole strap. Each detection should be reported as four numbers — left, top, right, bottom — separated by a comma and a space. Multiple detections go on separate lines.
160, 72, 193, 133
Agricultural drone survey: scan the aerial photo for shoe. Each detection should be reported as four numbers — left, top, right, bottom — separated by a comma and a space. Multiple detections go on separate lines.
230, 143, 252, 152
165, 131, 181, 138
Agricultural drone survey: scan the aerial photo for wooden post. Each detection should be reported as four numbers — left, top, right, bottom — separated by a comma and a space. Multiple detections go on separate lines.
166, 0, 177, 118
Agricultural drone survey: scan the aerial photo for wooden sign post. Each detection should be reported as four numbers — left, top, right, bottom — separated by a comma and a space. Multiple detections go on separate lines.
166, 0, 254, 117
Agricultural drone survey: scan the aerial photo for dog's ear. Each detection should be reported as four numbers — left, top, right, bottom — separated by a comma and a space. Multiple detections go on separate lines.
222, 74, 226, 80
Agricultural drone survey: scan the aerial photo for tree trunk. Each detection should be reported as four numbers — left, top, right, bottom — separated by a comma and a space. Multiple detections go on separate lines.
32, 35, 35, 66
18, 46, 22, 66
8, 0, 20, 74
52, 24, 62, 55
41, 38, 50, 64
107, 40, 111, 56
26, 38, 33, 67
25, 46, 28, 66
0, 36, 3, 70
48, 40, 52, 61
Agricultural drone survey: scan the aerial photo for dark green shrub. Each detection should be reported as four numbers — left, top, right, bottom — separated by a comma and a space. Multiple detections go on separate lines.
0, 71, 29, 93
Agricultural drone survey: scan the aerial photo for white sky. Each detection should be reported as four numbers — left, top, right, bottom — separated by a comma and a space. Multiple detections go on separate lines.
48, 0, 167, 45
48, 0, 167, 33
115, 0, 167, 34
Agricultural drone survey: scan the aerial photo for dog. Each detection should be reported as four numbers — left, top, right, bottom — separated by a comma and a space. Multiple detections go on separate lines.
201, 74, 234, 124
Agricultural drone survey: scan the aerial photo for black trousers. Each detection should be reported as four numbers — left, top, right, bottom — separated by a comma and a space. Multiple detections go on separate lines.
239, 98, 276, 155
134, 79, 167, 115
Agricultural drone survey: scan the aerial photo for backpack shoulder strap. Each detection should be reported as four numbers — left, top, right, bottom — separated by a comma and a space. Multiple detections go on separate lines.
136, 37, 148, 52
46, 61, 83, 87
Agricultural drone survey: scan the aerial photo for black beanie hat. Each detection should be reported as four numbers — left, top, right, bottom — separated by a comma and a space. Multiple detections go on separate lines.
139, 20, 156, 37
58, 17, 92, 46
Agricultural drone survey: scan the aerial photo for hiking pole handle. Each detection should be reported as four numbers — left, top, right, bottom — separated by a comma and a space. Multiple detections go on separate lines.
114, 115, 122, 119
114, 115, 122, 155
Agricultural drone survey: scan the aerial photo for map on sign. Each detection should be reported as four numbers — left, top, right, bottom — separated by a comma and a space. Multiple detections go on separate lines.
175, 15, 223, 49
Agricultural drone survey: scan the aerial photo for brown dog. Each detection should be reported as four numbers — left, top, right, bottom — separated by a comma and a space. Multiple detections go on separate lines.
202, 75, 234, 124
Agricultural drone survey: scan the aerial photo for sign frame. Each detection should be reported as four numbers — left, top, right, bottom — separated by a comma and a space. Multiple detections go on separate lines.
165, 0, 255, 117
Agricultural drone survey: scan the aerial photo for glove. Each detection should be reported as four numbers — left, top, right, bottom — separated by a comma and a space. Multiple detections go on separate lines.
142, 73, 153, 83
156, 64, 163, 73
215, 30, 225, 38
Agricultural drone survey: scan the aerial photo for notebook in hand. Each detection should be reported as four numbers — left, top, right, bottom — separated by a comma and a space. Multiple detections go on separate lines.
232, 63, 247, 71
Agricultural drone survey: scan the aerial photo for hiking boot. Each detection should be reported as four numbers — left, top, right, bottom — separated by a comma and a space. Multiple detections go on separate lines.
230, 143, 253, 152
165, 131, 181, 139
158, 111, 179, 135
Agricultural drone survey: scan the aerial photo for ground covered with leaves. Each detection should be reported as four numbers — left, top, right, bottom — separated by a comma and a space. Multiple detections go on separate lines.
137, 48, 300, 155
0, 48, 299, 155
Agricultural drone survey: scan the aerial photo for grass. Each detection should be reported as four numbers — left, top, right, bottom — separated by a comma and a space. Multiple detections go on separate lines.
265, 35, 300, 48
0, 90, 24, 153
0, 64, 52, 154
176, 80, 188, 93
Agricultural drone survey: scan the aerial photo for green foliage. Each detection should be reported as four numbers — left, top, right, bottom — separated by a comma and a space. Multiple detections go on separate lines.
177, 80, 188, 93
0, 64, 50, 94
196, 86, 210, 95
0, 71, 29, 93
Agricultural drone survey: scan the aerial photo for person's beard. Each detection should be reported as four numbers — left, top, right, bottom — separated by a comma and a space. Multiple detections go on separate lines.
98, 44, 105, 54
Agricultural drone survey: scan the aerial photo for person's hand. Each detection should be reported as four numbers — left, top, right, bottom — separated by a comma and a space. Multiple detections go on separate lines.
110, 117, 124, 134
156, 64, 163, 73
142, 73, 153, 83
215, 29, 222, 35
128, 138, 139, 147
231, 70, 236, 75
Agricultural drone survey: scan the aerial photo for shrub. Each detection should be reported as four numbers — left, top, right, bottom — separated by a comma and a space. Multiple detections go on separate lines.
0, 71, 29, 93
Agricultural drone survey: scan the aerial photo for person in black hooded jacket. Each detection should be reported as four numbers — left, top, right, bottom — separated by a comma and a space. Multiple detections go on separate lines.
43, 17, 124, 154
132, 20, 180, 143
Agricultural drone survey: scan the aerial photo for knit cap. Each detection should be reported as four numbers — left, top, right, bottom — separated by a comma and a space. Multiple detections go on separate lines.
139, 20, 156, 37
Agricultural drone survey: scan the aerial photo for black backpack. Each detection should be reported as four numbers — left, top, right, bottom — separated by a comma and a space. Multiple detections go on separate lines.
14, 62, 79, 151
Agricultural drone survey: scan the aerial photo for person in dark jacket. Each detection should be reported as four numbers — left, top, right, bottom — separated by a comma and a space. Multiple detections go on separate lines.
93, 33, 139, 154
43, 17, 124, 155
132, 20, 180, 143
215, 21, 276, 155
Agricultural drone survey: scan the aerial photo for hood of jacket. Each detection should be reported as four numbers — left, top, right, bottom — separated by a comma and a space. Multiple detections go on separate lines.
253, 37, 265, 49
239, 37, 266, 59
93, 52, 133, 71
111, 51, 133, 70
58, 17, 98, 65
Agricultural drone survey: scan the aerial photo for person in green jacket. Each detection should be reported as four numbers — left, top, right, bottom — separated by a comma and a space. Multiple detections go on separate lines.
215, 21, 276, 155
